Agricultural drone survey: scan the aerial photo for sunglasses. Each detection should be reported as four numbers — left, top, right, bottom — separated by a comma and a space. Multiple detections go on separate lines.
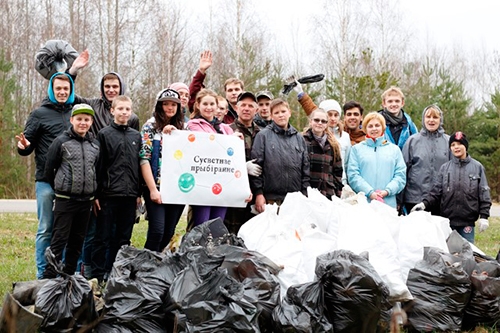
312, 118, 328, 124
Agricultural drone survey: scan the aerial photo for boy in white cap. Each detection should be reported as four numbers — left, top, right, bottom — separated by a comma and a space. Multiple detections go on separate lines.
412, 131, 491, 243
42, 104, 100, 278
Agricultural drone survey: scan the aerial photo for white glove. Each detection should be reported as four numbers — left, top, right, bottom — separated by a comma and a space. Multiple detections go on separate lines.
410, 202, 426, 213
246, 159, 262, 177
478, 218, 489, 233
293, 80, 303, 94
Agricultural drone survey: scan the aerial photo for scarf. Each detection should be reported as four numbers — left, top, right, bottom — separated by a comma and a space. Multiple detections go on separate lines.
381, 109, 404, 126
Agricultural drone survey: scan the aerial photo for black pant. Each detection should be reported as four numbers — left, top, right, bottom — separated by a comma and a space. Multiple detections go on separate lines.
91, 197, 136, 280
43, 198, 91, 278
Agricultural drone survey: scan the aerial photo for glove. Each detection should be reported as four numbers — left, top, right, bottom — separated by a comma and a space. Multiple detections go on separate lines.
246, 159, 262, 177
478, 218, 489, 232
293, 80, 303, 94
410, 202, 426, 213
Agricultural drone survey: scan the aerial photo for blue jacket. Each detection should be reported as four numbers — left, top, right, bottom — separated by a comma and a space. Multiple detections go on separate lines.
347, 136, 406, 208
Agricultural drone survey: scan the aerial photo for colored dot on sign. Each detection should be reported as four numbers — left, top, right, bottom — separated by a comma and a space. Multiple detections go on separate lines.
212, 183, 222, 195
173, 150, 183, 160
188, 134, 196, 142
209, 134, 215, 141
234, 170, 241, 178
178, 173, 195, 193
227, 147, 234, 156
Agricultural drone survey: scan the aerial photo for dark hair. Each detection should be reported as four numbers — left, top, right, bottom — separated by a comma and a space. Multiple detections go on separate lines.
343, 101, 364, 115
102, 73, 119, 82
154, 97, 183, 131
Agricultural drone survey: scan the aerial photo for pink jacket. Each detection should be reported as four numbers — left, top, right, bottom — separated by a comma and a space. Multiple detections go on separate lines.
187, 118, 234, 135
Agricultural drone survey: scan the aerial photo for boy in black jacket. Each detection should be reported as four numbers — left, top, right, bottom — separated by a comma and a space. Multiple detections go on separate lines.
91, 96, 141, 282
43, 104, 99, 278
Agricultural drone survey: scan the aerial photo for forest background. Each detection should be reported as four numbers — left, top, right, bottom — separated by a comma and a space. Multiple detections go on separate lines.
2, 0, 500, 200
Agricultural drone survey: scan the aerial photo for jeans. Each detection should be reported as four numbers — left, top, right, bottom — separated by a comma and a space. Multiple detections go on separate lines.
43, 198, 91, 278
35, 181, 55, 279
91, 197, 136, 280
143, 189, 184, 252
452, 225, 475, 243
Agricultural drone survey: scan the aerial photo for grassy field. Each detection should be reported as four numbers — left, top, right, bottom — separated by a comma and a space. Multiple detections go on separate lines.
0, 213, 498, 332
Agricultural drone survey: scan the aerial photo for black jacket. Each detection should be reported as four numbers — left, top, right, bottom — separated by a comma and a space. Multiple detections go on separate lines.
423, 155, 491, 227
44, 127, 100, 200
18, 98, 72, 182
96, 122, 141, 198
250, 122, 310, 201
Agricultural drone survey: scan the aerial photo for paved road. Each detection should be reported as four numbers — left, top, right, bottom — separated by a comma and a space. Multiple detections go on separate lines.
0, 199, 499, 216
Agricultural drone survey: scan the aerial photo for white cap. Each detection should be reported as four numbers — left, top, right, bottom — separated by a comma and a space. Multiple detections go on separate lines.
319, 99, 341, 113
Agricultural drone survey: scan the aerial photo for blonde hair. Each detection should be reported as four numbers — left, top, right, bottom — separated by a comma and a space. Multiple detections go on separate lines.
191, 89, 218, 119
111, 95, 132, 108
424, 106, 441, 118
223, 78, 244, 91
381, 86, 405, 102
362, 112, 386, 134
304, 108, 341, 157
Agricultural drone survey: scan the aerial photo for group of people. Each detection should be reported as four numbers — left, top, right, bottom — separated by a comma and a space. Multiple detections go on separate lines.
16, 49, 492, 281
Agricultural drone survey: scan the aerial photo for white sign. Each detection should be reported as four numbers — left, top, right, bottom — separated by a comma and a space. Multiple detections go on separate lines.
160, 130, 251, 207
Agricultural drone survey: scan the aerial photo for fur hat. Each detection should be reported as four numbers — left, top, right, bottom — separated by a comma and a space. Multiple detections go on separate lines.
449, 131, 469, 150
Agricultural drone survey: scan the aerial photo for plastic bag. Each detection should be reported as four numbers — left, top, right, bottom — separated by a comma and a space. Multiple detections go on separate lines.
35, 40, 79, 80
462, 261, 500, 330
272, 281, 333, 332
95, 246, 183, 333
35, 248, 97, 332
282, 74, 325, 94
406, 247, 471, 331
315, 250, 390, 333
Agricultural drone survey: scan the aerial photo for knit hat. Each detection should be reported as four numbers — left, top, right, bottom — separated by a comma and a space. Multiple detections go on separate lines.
449, 131, 468, 150
71, 103, 95, 117
168, 82, 189, 94
319, 99, 342, 113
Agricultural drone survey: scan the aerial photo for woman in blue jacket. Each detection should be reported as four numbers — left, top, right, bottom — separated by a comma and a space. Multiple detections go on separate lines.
347, 112, 406, 208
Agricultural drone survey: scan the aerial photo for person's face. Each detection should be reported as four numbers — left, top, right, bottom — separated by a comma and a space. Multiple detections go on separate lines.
52, 79, 71, 103
178, 89, 190, 108
70, 114, 93, 137
344, 107, 363, 130
257, 97, 272, 119
450, 141, 467, 159
382, 93, 405, 115
111, 101, 132, 125
366, 118, 384, 138
271, 104, 291, 129
199, 95, 217, 121
309, 112, 328, 136
103, 79, 121, 102
236, 97, 257, 125
327, 110, 340, 127
215, 100, 228, 121
424, 111, 440, 132
225, 83, 242, 105
162, 100, 178, 119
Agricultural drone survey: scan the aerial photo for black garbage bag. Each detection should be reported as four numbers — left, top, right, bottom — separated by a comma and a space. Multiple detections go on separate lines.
282, 74, 325, 95
179, 217, 245, 253
174, 269, 260, 332
462, 261, 500, 330
315, 250, 390, 333
34, 248, 97, 332
272, 281, 333, 332
35, 40, 79, 80
95, 246, 184, 333
446, 230, 478, 275
406, 247, 471, 332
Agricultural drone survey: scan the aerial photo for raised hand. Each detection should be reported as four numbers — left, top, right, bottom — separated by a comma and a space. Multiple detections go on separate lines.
69, 49, 90, 75
15, 133, 30, 150
199, 50, 213, 74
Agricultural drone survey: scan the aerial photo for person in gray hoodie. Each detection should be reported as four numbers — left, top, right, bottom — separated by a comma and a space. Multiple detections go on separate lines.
402, 105, 451, 214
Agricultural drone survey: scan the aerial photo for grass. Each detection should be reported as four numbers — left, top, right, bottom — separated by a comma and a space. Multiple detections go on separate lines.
0, 213, 498, 332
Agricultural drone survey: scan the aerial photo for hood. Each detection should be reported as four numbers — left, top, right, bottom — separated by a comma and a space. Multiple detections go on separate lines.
47, 72, 75, 104
421, 104, 444, 134
100, 72, 126, 102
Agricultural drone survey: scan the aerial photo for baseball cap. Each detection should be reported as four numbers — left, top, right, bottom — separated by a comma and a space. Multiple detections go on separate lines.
71, 103, 95, 117
256, 91, 274, 100
157, 88, 181, 104
237, 91, 257, 103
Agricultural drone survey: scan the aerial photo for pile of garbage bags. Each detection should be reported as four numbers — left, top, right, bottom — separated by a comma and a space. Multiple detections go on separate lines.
1, 188, 499, 332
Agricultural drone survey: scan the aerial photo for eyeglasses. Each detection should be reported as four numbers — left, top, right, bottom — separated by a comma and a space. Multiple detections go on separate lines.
312, 118, 328, 124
